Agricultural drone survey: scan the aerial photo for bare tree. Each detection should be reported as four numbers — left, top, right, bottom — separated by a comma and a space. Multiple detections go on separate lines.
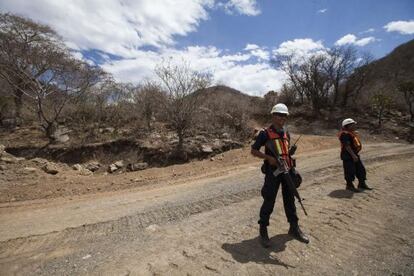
371, 90, 393, 128
133, 81, 166, 131
273, 53, 331, 114
155, 60, 212, 153
398, 81, 414, 121
273, 47, 374, 112
278, 84, 298, 106
0, 13, 104, 140
324, 46, 358, 107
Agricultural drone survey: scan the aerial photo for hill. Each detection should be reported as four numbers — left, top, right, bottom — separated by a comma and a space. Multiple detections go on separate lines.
361, 39, 414, 106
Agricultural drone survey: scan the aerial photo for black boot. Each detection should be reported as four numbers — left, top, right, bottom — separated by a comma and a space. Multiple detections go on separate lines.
289, 224, 310, 244
259, 224, 271, 248
346, 182, 361, 193
358, 181, 372, 190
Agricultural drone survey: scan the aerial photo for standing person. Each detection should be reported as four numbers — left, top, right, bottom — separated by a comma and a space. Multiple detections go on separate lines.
251, 103, 309, 248
338, 118, 372, 192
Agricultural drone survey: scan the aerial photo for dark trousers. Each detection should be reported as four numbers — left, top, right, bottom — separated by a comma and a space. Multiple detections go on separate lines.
342, 158, 366, 183
258, 173, 298, 227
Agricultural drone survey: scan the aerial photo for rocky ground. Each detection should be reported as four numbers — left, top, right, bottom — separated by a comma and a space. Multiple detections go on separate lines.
0, 133, 337, 203
0, 133, 413, 275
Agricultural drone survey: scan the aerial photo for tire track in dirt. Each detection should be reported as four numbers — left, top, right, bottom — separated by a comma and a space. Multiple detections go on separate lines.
1, 145, 413, 260
83, 156, 413, 276
294, 160, 414, 275
1, 144, 414, 275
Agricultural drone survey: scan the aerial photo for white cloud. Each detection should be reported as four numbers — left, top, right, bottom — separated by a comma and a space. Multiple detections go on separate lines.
361, 28, 375, 34
354, 37, 376, 46
102, 46, 284, 96
244, 44, 269, 60
335, 34, 376, 46
244, 43, 260, 50
0, 0, 214, 57
335, 34, 357, 45
273, 38, 326, 57
384, 20, 414, 35
221, 0, 261, 16
317, 9, 328, 13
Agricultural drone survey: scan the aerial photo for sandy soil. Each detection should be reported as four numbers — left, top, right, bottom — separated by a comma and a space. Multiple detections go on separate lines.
0, 135, 413, 275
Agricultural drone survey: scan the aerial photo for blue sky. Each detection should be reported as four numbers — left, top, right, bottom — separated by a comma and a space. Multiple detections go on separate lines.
1, 0, 413, 95
179, 0, 413, 57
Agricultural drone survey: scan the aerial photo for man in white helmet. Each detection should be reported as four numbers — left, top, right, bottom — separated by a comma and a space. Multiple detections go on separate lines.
251, 103, 309, 247
338, 118, 372, 192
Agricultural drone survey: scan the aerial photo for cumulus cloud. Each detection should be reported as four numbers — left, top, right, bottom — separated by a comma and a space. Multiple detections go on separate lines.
0, 0, 277, 95
244, 44, 269, 60
244, 44, 260, 50
220, 0, 261, 16
0, 0, 214, 57
384, 20, 414, 35
317, 8, 328, 13
102, 46, 284, 96
335, 34, 376, 46
273, 38, 326, 57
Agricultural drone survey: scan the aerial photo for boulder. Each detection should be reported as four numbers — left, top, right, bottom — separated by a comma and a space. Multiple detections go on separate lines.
194, 135, 208, 143
0, 164, 6, 171
79, 169, 93, 176
85, 161, 101, 172
108, 164, 118, 173
127, 162, 148, 172
51, 126, 71, 143
72, 164, 83, 171
24, 167, 38, 172
31, 158, 49, 166
114, 160, 124, 168
42, 163, 59, 175
100, 127, 115, 134
0, 156, 17, 164
201, 145, 213, 153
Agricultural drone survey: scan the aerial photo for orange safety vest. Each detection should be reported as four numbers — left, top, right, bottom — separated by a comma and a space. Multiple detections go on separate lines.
266, 128, 293, 168
337, 130, 362, 153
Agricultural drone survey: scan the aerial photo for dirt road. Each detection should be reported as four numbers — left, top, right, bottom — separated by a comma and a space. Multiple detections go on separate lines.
1, 142, 414, 275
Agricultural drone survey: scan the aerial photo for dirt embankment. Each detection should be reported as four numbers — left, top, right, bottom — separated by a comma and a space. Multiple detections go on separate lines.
0, 134, 337, 203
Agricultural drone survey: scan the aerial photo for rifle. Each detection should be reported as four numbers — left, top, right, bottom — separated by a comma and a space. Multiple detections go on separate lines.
265, 140, 308, 216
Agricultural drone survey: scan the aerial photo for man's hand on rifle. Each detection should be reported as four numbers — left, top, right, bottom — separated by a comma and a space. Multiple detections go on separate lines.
266, 156, 278, 167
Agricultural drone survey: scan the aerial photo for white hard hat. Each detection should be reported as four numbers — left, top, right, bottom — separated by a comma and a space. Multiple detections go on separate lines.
270, 103, 289, 115
342, 118, 357, 127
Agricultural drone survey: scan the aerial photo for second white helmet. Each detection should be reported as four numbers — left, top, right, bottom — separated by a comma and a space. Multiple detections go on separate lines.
342, 118, 357, 127
270, 103, 289, 115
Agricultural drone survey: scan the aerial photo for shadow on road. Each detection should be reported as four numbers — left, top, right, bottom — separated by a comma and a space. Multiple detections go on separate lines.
222, 234, 295, 269
328, 189, 354, 199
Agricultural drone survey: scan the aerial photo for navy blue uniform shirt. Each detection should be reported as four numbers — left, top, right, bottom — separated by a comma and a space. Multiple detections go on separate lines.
339, 132, 356, 160
251, 126, 290, 169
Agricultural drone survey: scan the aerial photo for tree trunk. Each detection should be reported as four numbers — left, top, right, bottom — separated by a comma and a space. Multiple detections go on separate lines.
13, 88, 23, 126
177, 129, 184, 152
45, 121, 58, 142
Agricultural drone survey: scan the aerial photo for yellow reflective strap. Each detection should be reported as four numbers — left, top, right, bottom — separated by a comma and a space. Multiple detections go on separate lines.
275, 140, 283, 155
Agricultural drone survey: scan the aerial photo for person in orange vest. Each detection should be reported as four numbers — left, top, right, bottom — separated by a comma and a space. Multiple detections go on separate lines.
251, 103, 309, 248
338, 118, 372, 192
